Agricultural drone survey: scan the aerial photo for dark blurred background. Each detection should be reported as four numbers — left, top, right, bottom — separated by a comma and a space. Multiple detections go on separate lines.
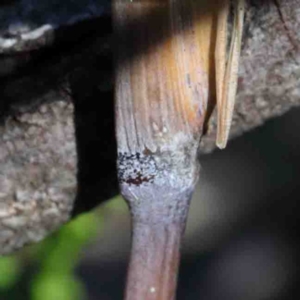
76, 107, 300, 300
1, 106, 300, 300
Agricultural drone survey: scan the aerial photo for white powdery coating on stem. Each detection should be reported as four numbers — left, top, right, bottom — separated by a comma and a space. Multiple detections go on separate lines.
118, 131, 200, 189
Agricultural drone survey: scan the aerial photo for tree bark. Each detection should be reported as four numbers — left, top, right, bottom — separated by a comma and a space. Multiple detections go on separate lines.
1, 0, 300, 254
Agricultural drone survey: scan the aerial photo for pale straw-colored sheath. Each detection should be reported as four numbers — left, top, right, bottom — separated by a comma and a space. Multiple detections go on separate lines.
113, 1, 217, 299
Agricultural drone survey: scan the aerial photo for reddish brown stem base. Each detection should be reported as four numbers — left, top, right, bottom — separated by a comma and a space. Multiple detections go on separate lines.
125, 221, 184, 300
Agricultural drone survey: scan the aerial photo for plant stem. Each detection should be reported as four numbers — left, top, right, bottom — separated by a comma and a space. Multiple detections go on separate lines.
125, 220, 184, 300
112, 0, 217, 299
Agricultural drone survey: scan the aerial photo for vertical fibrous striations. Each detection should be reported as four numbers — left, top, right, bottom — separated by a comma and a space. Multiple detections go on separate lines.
113, 1, 217, 299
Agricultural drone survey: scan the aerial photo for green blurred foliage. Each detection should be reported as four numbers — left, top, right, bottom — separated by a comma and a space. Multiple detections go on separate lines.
0, 196, 126, 300
0, 256, 21, 289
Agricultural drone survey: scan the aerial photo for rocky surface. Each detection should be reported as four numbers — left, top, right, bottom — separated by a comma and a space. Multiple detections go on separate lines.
0, 100, 76, 254
1, 0, 300, 254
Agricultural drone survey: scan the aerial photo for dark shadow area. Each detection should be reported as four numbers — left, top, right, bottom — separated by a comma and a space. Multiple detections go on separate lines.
71, 86, 118, 214
75, 107, 300, 299
0, 0, 279, 214
0, 0, 18, 6
0, 0, 276, 117
0, 16, 119, 214
0, 16, 111, 119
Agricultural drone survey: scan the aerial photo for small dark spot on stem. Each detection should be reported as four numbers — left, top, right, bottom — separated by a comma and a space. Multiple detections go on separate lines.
125, 172, 155, 186
143, 147, 155, 156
